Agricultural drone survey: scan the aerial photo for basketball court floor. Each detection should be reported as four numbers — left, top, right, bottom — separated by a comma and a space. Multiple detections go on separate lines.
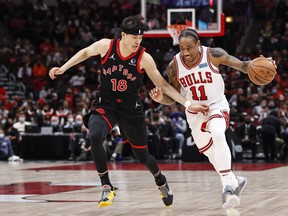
0, 160, 287, 216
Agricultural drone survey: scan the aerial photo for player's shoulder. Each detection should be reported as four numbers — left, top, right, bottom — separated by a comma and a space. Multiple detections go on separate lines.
141, 51, 154, 63
96, 38, 113, 47
208, 47, 228, 58
91, 38, 113, 56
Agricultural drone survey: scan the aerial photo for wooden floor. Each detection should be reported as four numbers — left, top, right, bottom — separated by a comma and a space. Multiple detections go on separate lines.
0, 160, 287, 216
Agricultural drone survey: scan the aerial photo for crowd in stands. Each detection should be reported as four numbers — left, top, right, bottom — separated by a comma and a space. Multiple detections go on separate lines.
0, 0, 288, 162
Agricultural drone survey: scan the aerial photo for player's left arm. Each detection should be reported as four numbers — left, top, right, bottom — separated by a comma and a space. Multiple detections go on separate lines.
209, 47, 251, 74
141, 52, 185, 105
142, 52, 209, 114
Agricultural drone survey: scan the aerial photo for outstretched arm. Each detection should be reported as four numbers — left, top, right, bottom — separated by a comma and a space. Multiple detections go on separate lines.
149, 86, 210, 114
143, 54, 209, 114
149, 60, 180, 105
141, 53, 186, 105
49, 39, 110, 79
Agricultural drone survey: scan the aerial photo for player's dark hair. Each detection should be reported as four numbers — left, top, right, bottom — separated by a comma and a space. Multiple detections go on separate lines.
179, 28, 199, 42
121, 14, 149, 35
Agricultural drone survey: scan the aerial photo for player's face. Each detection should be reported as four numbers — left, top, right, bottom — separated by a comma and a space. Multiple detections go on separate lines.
179, 37, 200, 64
122, 33, 143, 52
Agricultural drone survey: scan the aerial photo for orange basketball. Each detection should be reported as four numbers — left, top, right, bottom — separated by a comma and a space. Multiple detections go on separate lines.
247, 57, 277, 86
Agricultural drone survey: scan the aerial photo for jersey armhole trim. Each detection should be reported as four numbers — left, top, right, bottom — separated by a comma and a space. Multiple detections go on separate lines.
102, 39, 114, 64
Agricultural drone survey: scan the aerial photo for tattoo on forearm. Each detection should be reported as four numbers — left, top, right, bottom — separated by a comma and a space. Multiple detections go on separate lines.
242, 61, 249, 72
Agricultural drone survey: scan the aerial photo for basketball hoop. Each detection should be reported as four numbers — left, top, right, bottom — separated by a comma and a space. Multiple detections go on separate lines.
166, 24, 189, 46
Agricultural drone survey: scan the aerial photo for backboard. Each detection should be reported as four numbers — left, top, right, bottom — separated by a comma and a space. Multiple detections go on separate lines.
142, 0, 224, 38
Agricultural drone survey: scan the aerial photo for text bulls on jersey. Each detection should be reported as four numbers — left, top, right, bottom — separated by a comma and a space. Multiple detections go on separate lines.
179, 71, 212, 87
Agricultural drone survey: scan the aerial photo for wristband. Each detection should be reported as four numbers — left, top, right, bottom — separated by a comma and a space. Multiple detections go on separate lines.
184, 100, 191, 108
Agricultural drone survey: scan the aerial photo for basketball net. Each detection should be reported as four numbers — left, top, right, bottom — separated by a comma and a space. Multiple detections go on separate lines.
166, 24, 189, 46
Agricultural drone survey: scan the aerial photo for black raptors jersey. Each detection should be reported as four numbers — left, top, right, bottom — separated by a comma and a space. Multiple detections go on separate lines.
96, 39, 146, 113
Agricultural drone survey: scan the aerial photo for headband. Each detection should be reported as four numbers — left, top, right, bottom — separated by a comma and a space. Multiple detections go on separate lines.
122, 27, 145, 35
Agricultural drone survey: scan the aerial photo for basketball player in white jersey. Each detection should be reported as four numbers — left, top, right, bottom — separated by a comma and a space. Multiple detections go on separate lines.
149, 28, 271, 209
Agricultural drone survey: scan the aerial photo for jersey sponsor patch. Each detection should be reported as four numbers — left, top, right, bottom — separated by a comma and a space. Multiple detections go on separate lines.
199, 63, 208, 68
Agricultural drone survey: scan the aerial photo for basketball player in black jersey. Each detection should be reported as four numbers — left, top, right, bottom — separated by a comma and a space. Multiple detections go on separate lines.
49, 15, 209, 208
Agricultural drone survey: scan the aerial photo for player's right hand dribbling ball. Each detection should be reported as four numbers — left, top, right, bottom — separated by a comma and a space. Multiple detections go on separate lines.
247, 56, 277, 86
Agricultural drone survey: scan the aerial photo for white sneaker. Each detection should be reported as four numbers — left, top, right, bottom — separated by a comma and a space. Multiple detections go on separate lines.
234, 176, 247, 205
222, 185, 239, 209
8, 155, 23, 162
222, 176, 247, 209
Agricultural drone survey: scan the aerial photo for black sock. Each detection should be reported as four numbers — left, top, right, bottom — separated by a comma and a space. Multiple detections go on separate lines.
98, 171, 113, 189
154, 171, 166, 186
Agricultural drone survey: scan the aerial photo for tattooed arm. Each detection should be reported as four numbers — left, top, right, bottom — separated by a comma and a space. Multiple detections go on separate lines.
149, 60, 179, 105
209, 47, 251, 74
149, 60, 210, 114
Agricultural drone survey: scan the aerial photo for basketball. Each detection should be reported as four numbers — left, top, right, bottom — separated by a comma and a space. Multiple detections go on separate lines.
247, 57, 277, 86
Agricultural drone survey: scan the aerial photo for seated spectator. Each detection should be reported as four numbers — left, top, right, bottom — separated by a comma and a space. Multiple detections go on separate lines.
103, 125, 123, 161
3, 118, 20, 155
13, 113, 31, 136
0, 129, 22, 162
49, 92, 62, 111
68, 126, 90, 161
50, 115, 62, 133
261, 110, 281, 161
73, 114, 83, 133
170, 106, 187, 159
235, 114, 257, 159
158, 115, 176, 159
63, 114, 75, 133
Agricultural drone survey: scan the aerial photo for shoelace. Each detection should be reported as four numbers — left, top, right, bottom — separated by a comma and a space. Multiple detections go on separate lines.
101, 188, 111, 200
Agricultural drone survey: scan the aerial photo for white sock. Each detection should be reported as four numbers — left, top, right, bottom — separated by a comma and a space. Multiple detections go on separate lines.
220, 171, 238, 191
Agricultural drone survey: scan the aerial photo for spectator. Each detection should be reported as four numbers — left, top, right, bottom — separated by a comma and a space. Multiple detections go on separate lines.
158, 115, 175, 159
50, 115, 62, 133
170, 106, 187, 159
49, 92, 62, 111
68, 125, 90, 161
103, 125, 123, 162
261, 110, 281, 161
33, 58, 47, 78
0, 129, 22, 162
13, 112, 31, 136
235, 114, 257, 159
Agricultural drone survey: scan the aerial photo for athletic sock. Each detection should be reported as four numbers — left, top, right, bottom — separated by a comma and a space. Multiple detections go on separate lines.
154, 170, 166, 186
98, 171, 113, 189
220, 171, 238, 191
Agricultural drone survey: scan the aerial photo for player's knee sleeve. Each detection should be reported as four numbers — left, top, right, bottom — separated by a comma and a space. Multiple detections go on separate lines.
88, 115, 110, 147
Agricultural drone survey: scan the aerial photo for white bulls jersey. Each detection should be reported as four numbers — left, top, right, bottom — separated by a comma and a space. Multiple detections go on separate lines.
174, 46, 225, 108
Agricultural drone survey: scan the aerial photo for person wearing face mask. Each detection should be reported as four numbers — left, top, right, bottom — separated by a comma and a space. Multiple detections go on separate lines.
235, 114, 257, 160
63, 114, 75, 133
73, 114, 83, 133
68, 125, 90, 161
50, 116, 62, 133
3, 118, 20, 155
0, 129, 23, 162
13, 113, 31, 136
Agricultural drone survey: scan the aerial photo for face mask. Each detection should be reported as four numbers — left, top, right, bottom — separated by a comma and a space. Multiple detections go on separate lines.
51, 122, 58, 127
0, 134, 4, 139
19, 117, 25, 123
68, 118, 74, 123
75, 120, 82, 125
